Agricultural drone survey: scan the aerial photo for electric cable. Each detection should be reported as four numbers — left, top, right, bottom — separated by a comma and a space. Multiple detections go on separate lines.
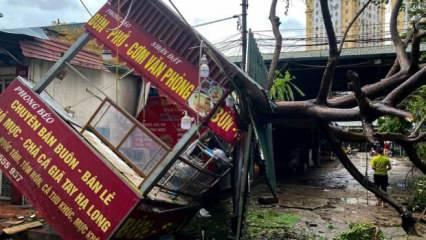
108, 0, 134, 31
79, 0, 93, 17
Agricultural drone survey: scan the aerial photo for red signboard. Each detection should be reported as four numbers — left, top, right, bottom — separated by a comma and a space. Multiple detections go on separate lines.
138, 96, 185, 147
85, 4, 239, 143
0, 80, 140, 240
112, 201, 197, 239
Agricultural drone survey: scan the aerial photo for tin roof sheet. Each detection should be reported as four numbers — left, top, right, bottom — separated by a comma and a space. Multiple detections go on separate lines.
0, 27, 49, 40
20, 38, 104, 70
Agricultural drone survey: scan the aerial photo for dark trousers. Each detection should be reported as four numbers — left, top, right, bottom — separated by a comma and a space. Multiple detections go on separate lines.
373, 174, 388, 192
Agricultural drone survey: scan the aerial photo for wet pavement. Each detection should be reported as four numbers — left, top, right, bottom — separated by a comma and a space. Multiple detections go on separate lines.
248, 152, 426, 239
0, 152, 424, 239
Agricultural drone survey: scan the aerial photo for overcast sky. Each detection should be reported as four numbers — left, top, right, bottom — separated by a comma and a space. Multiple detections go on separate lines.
0, 0, 306, 53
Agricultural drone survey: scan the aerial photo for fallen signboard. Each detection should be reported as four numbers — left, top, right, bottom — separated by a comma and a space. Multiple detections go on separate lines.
85, 2, 239, 144
0, 79, 140, 240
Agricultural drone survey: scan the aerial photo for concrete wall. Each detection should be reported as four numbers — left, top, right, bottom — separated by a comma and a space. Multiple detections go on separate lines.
28, 59, 140, 126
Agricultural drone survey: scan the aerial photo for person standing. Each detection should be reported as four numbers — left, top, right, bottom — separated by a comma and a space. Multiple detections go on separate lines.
370, 144, 392, 207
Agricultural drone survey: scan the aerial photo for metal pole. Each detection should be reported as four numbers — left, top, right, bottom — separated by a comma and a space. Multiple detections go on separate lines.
235, 125, 253, 240
365, 143, 369, 205
241, 0, 248, 71
33, 32, 91, 93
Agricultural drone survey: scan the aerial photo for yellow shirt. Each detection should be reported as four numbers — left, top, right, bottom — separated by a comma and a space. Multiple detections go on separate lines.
370, 155, 391, 176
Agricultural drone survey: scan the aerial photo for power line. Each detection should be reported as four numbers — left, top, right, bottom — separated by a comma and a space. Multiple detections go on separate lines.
251, 20, 412, 33
79, 0, 93, 17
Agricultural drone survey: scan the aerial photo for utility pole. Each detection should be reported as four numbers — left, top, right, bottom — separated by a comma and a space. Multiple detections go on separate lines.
241, 0, 248, 71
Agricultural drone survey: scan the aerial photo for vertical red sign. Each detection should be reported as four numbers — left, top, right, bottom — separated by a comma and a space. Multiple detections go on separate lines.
0, 80, 140, 240
85, 3, 239, 143
137, 96, 185, 147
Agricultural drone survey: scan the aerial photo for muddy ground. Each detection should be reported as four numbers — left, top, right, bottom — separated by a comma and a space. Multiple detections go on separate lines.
179, 152, 425, 240
246, 152, 426, 239
0, 152, 423, 239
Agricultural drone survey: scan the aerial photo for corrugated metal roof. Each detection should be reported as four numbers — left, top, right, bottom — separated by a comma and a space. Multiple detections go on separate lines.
247, 31, 268, 89
20, 38, 104, 70
0, 27, 49, 40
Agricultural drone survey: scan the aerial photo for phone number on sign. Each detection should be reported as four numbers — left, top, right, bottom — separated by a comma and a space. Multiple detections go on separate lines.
0, 153, 23, 183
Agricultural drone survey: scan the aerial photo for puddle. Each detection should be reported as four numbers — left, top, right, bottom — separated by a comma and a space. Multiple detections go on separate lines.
341, 197, 368, 205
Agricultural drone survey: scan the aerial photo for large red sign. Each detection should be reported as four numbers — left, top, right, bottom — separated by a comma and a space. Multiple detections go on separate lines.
0, 80, 139, 240
85, 4, 239, 143
138, 96, 185, 147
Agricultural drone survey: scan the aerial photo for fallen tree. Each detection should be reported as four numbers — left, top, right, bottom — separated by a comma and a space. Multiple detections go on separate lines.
266, 0, 425, 233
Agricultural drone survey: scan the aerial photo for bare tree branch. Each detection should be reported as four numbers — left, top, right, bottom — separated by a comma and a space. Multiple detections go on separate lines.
383, 66, 426, 106
316, 0, 338, 104
266, 0, 282, 90
338, 0, 372, 53
400, 143, 426, 175
321, 122, 416, 233
347, 70, 376, 142
411, 30, 426, 71
273, 101, 361, 120
274, 69, 411, 111
329, 126, 426, 144
274, 98, 413, 121
328, 70, 411, 108
390, 0, 410, 71
411, 116, 426, 137
386, 29, 415, 78
373, 103, 414, 122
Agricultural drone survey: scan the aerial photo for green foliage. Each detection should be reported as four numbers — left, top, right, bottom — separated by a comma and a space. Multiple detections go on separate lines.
269, 70, 304, 101
410, 176, 426, 211
405, 0, 426, 20
378, 85, 426, 134
377, 116, 411, 134
247, 209, 299, 229
246, 209, 305, 239
334, 223, 385, 240
378, 85, 426, 158
416, 143, 426, 160
405, 85, 426, 122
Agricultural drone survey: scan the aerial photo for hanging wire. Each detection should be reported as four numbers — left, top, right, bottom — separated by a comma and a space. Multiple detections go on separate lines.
168, 0, 193, 32
108, 0, 135, 31
79, 0, 93, 17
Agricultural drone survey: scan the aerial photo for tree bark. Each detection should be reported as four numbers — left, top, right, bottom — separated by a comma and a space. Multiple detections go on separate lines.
390, 0, 410, 71
400, 143, 426, 175
266, 0, 282, 91
384, 67, 426, 106
315, 0, 338, 104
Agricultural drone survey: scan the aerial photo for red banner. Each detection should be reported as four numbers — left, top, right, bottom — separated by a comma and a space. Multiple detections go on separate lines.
85, 4, 238, 143
0, 80, 139, 240
138, 96, 185, 147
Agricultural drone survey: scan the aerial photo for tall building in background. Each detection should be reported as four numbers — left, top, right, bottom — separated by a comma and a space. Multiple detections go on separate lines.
306, 0, 386, 50
391, 0, 410, 33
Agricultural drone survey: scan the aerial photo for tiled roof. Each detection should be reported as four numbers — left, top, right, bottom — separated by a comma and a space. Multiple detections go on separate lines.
20, 38, 104, 70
